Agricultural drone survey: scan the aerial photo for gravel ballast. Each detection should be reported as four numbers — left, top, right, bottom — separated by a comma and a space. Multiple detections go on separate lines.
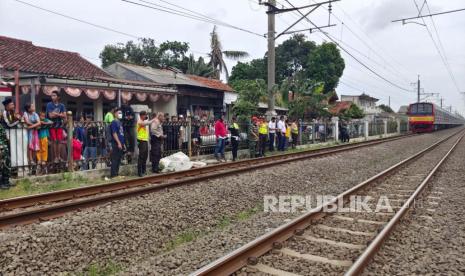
363, 133, 465, 275
0, 129, 461, 275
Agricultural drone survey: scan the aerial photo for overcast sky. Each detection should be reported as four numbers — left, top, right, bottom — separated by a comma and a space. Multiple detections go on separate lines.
1, 0, 464, 113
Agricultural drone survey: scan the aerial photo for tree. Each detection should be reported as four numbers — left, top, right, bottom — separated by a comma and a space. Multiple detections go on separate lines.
339, 104, 365, 120
378, 104, 394, 113
274, 34, 316, 82
286, 76, 329, 120
209, 26, 249, 81
229, 34, 316, 84
99, 38, 190, 71
231, 79, 266, 122
306, 42, 345, 94
229, 59, 266, 83
186, 55, 215, 77
229, 35, 344, 96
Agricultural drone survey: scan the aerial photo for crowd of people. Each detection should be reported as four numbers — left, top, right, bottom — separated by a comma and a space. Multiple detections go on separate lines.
0, 90, 351, 190
213, 115, 299, 161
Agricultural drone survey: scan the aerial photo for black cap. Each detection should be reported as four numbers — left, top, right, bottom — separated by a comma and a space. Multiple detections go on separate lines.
140, 110, 147, 116
2, 98, 12, 106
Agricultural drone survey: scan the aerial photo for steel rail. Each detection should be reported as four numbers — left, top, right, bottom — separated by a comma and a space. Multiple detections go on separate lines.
0, 134, 412, 212
0, 134, 414, 229
189, 129, 463, 276
345, 131, 464, 275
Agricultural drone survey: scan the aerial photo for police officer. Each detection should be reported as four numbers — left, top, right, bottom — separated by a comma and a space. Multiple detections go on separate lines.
248, 117, 259, 158
0, 98, 12, 189
258, 117, 268, 157
228, 116, 240, 161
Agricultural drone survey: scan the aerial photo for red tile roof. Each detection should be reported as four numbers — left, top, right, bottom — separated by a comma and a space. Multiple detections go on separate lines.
330, 101, 353, 115
187, 75, 235, 92
0, 36, 109, 79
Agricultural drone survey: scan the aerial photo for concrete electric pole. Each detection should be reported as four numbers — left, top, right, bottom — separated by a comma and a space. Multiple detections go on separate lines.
259, 0, 338, 118
417, 75, 420, 103
266, 0, 277, 118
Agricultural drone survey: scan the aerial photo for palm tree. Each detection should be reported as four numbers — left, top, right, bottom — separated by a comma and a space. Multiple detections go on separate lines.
209, 26, 249, 81
186, 54, 215, 77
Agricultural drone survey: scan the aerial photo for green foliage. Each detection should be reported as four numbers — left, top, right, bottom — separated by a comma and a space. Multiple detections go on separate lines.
186, 55, 214, 77
283, 76, 329, 120
165, 230, 202, 251
217, 216, 232, 229
99, 38, 190, 71
209, 26, 249, 81
230, 79, 267, 121
378, 104, 394, 113
306, 42, 345, 94
229, 35, 344, 95
274, 34, 317, 82
339, 103, 365, 120
229, 59, 266, 83
78, 261, 122, 276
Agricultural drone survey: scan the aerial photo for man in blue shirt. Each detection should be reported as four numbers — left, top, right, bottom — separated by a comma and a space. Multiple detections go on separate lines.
110, 108, 125, 178
46, 91, 66, 163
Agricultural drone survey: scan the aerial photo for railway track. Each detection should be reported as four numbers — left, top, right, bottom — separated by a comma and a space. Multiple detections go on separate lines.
0, 134, 413, 229
190, 129, 464, 276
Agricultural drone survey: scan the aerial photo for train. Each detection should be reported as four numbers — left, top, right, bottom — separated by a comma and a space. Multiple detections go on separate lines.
407, 102, 464, 133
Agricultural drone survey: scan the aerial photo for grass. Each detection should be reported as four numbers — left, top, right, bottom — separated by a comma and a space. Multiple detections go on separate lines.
75, 260, 123, 276
165, 230, 203, 251
163, 205, 263, 252
0, 173, 92, 200
236, 205, 261, 221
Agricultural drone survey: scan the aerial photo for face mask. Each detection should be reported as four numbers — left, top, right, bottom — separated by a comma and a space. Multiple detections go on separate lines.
117, 113, 123, 119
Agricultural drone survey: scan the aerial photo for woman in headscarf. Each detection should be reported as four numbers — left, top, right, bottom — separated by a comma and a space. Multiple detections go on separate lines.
2, 98, 28, 175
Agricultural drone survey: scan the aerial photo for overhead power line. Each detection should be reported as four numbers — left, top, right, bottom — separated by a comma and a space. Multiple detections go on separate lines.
121, 0, 266, 38
12, 0, 209, 56
392, 7, 465, 23
14, 0, 139, 39
412, 0, 461, 93
282, 0, 413, 93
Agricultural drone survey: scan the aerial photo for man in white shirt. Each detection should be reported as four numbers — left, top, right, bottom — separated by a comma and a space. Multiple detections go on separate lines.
276, 116, 286, 151
268, 117, 276, 151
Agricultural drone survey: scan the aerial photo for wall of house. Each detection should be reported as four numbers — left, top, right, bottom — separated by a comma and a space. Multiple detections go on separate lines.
151, 95, 177, 116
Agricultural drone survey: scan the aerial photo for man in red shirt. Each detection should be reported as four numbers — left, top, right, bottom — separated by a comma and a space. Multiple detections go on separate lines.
214, 114, 227, 162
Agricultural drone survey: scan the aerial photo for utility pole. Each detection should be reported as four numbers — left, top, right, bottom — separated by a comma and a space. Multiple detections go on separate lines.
440, 97, 443, 108
266, 0, 277, 118
388, 96, 391, 109
417, 75, 420, 103
259, 0, 338, 118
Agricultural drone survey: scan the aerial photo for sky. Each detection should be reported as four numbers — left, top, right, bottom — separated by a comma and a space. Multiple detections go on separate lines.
1, 0, 464, 113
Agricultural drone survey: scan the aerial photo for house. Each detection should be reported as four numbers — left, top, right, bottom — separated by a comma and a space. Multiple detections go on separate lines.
0, 36, 177, 120
329, 101, 353, 116
105, 62, 234, 119
257, 102, 288, 116
398, 105, 409, 114
340, 93, 383, 119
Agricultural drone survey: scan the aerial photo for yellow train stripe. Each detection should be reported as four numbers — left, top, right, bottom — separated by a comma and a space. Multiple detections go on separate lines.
409, 116, 434, 122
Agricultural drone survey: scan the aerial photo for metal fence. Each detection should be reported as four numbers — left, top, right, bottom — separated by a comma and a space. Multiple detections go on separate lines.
2, 114, 409, 178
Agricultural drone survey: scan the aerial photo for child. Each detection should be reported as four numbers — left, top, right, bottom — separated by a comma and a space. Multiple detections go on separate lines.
37, 111, 53, 174
72, 132, 83, 170
23, 104, 41, 169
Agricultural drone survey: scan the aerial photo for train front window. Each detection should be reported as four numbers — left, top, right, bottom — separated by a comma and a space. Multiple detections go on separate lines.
410, 103, 433, 115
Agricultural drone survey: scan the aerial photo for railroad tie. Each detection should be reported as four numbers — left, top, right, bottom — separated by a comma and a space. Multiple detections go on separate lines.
332, 215, 385, 225
299, 235, 364, 249
279, 248, 353, 267
315, 224, 375, 237
249, 263, 302, 276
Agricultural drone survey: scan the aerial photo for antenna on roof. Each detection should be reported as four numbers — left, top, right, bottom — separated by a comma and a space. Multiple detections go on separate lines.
167, 66, 182, 74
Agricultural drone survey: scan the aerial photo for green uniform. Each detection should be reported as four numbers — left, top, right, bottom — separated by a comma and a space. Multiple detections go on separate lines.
0, 124, 11, 188
248, 123, 259, 158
